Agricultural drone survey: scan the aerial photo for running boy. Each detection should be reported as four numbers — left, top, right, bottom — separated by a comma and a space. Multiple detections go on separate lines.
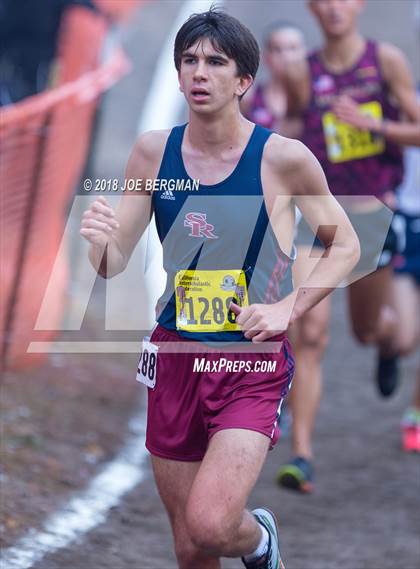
81, 9, 360, 568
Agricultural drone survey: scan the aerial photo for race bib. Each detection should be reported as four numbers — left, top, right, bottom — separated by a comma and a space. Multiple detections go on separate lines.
322, 101, 385, 163
174, 269, 249, 333
136, 337, 158, 388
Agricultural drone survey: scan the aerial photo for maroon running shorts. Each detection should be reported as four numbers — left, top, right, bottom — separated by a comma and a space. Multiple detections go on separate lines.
144, 324, 295, 461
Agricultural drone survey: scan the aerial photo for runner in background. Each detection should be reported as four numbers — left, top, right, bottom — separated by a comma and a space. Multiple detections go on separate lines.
241, 21, 306, 140
393, 139, 420, 453
276, 0, 420, 493
392, 78, 420, 453
393, 1, 420, 455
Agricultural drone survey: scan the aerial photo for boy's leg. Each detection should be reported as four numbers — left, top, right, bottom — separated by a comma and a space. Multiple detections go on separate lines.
349, 265, 401, 396
152, 456, 221, 569
288, 244, 331, 460
288, 295, 331, 461
392, 274, 419, 355
277, 244, 330, 492
393, 275, 420, 452
348, 265, 396, 350
185, 428, 271, 558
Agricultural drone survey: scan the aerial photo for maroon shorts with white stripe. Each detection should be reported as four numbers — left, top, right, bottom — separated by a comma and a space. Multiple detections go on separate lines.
145, 324, 295, 462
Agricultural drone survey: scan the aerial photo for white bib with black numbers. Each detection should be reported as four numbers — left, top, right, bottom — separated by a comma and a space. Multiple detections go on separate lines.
136, 337, 158, 389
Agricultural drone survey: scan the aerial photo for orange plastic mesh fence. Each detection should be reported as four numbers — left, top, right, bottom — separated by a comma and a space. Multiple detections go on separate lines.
56, 6, 108, 85
0, 8, 131, 372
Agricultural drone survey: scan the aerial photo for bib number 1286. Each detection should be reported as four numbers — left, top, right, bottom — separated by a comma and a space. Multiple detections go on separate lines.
136, 338, 158, 389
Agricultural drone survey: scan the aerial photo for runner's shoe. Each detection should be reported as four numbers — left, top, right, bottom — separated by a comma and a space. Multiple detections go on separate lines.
401, 408, 420, 453
375, 353, 400, 397
242, 508, 285, 569
276, 456, 314, 493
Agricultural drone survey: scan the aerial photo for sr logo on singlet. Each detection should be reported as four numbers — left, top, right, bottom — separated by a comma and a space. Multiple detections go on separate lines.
184, 212, 218, 239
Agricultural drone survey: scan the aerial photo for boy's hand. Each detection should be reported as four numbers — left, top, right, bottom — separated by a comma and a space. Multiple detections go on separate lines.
332, 95, 381, 132
230, 301, 292, 343
80, 196, 120, 248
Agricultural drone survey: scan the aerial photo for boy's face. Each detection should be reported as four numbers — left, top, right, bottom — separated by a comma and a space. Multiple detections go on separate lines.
308, 0, 365, 38
264, 28, 306, 78
178, 38, 252, 114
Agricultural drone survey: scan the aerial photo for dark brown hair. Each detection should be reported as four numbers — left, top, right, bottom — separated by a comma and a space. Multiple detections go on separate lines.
174, 6, 260, 80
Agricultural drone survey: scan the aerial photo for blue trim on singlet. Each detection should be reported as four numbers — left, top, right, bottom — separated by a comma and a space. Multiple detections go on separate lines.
152, 123, 294, 344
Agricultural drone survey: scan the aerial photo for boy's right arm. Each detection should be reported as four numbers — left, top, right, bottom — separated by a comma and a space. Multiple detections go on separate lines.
80, 130, 169, 278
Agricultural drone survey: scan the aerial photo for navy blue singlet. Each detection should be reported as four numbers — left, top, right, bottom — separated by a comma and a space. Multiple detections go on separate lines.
152, 123, 294, 343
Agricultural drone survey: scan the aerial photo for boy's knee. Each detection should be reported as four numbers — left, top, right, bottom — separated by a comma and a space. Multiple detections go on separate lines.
301, 321, 329, 353
174, 522, 212, 568
397, 338, 417, 357
352, 324, 376, 345
186, 507, 236, 555
175, 540, 202, 568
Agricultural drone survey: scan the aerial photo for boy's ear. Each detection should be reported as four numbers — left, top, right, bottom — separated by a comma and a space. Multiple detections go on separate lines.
236, 74, 253, 98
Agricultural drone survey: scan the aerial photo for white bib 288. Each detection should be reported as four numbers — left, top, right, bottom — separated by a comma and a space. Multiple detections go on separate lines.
136, 337, 158, 389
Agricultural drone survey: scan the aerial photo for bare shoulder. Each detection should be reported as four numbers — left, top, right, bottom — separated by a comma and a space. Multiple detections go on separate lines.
126, 129, 171, 180
378, 41, 407, 63
132, 129, 171, 162
263, 133, 328, 196
263, 133, 313, 174
378, 42, 410, 79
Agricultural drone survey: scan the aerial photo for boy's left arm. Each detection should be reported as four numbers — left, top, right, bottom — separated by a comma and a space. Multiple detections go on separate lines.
333, 44, 420, 147
232, 139, 360, 343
